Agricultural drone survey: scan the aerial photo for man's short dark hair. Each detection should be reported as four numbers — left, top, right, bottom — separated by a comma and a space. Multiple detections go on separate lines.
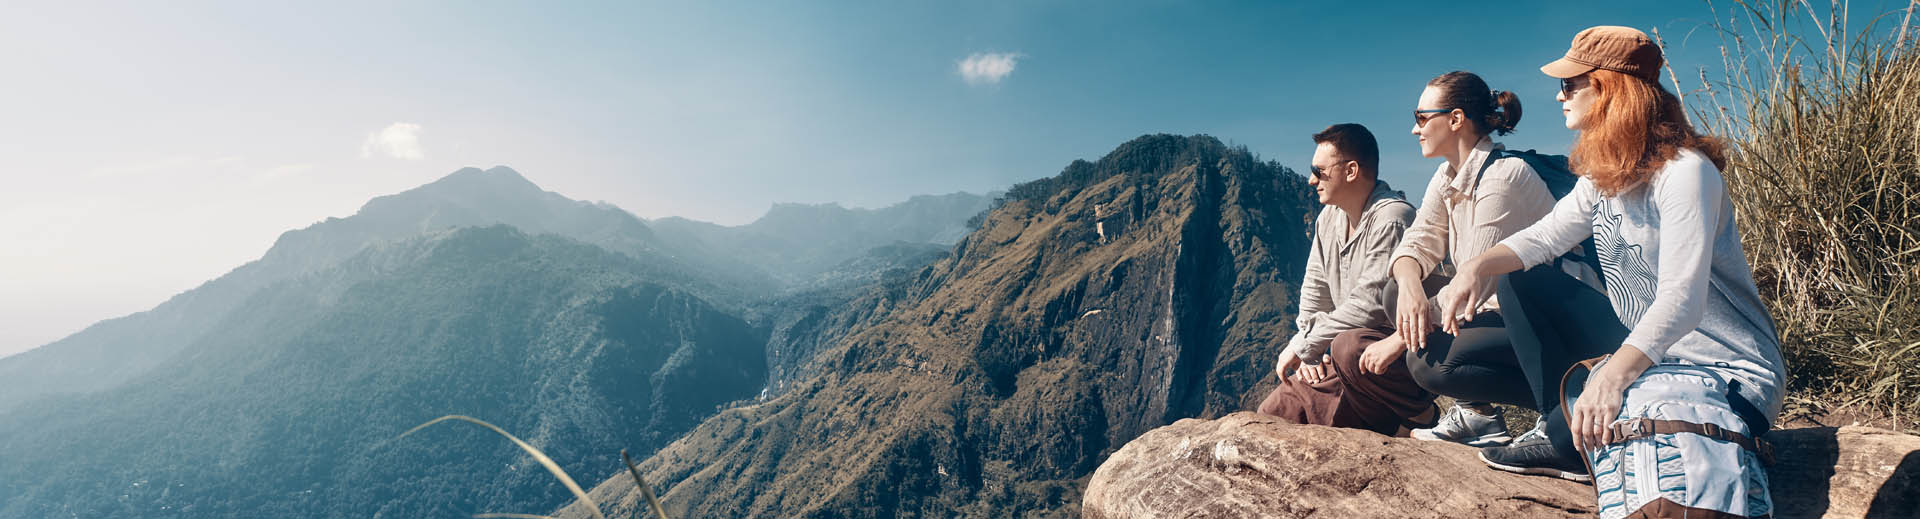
1311, 123, 1379, 180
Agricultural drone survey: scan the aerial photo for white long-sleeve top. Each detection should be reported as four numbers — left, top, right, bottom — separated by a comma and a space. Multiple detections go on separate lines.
1391, 137, 1558, 314
1498, 148, 1787, 420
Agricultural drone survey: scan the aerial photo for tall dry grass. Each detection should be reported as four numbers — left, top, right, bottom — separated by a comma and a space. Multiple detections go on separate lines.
1683, 0, 1920, 431
399, 415, 673, 519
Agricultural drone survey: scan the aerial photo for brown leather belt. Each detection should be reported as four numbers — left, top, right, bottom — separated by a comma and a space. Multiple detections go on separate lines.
1605, 417, 1776, 465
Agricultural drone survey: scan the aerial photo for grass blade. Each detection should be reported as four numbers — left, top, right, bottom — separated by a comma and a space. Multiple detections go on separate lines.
399, 415, 608, 519
621, 449, 672, 519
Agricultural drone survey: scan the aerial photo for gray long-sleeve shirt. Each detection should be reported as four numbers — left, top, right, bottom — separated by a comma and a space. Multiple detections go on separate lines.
1499, 148, 1787, 420
1281, 182, 1416, 363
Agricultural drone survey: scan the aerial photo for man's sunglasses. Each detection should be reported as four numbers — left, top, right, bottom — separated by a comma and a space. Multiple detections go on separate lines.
1310, 161, 1346, 180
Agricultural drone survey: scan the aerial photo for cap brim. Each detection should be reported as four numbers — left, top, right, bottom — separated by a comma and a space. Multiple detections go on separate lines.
1540, 57, 1596, 78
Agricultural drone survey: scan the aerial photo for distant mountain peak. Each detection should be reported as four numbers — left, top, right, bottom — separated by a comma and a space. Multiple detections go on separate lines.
420, 164, 540, 195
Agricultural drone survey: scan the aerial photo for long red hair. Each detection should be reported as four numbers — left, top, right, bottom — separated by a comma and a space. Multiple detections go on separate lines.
1570, 69, 1727, 196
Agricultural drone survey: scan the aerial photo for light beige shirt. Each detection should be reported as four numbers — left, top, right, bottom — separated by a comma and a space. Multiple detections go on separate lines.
1389, 137, 1557, 314
1281, 182, 1415, 362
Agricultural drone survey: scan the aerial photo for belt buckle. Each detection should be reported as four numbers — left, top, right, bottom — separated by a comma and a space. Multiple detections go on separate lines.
1700, 422, 1722, 438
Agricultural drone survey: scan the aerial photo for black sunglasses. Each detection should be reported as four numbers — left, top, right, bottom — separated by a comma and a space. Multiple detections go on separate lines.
1310, 161, 1347, 180
1559, 77, 1590, 97
1413, 108, 1453, 126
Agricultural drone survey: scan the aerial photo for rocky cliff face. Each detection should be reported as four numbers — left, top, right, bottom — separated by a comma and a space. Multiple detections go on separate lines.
558, 134, 1320, 518
1084, 413, 1920, 519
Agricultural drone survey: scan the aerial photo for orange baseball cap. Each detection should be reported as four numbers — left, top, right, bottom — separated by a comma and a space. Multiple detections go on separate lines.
1541, 26, 1664, 81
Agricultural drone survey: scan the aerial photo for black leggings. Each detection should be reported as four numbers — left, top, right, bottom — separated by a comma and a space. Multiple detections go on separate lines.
1403, 312, 1533, 407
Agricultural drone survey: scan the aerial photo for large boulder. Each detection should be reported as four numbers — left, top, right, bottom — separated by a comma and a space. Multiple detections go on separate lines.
1085, 412, 1920, 519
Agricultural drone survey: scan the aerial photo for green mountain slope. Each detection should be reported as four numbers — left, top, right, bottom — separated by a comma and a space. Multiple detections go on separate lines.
0, 226, 764, 518
562, 134, 1322, 518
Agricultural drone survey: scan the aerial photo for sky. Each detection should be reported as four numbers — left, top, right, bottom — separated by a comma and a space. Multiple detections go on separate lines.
0, 0, 1896, 357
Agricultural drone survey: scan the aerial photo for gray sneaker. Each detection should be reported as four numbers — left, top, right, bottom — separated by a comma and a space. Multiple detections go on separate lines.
1479, 441, 1591, 482
1411, 403, 1511, 447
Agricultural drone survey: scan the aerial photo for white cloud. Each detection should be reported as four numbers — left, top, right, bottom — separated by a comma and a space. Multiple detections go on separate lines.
256, 163, 316, 182
360, 122, 425, 160
958, 52, 1023, 86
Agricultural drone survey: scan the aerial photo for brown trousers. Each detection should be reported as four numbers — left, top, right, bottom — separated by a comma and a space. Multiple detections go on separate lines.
1257, 328, 1435, 436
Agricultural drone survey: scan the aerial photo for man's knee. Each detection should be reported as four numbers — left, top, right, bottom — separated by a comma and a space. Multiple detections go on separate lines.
1330, 329, 1373, 363
1330, 328, 1380, 379
1256, 383, 1299, 419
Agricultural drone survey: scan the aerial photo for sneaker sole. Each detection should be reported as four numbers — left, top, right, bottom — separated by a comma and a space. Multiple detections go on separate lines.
1477, 451, 1592, 483
1411, 431, 1512, 448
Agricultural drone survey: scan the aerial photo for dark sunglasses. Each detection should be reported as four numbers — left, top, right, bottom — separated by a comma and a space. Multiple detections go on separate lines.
1559, 77, 1591, 97
1413, 108, 1453, 126
1310, 161, 1346, 180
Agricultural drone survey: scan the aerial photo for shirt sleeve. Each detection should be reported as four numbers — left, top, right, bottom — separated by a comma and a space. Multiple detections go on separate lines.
1298, 202, 1413, 357
1390, 170, 1451, 277
1622, 157, 1724, 363
1288, 212, 1333, 359
1500, 177, 1600, 269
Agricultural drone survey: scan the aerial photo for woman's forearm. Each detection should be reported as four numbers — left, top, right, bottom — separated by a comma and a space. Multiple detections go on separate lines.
1391, 256, 1425, 288
1465, 244, 1525, 281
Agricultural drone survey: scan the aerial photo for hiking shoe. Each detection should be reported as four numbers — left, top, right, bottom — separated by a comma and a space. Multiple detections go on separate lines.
1411, 403, 1511, 447
1510, 417, 1549, 447
1478, 441, 1591, 483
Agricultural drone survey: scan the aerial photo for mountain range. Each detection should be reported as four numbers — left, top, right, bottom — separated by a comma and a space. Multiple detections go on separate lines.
0, 166, 992, 517
560, 134, 1321, 517
1, 135, 1323, 518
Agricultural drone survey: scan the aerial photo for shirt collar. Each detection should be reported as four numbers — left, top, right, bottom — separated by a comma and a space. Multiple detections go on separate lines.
1338, 182, 1402, 248
1443, 136, 1502, 198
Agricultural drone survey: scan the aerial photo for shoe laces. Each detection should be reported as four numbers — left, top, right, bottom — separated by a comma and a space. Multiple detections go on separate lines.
1513, 420, 1548, 445
1435, 404, 1476, 432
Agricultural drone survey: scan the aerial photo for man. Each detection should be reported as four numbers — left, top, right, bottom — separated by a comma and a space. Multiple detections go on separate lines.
1256, 123, 1429, 435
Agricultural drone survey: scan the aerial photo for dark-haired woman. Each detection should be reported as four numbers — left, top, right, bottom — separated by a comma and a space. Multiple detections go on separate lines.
1373, 71, 1563, 448
1439, 26, 1785, 483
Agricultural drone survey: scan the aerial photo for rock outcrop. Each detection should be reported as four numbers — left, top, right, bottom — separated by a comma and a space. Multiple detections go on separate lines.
1085, 412, 1920, 519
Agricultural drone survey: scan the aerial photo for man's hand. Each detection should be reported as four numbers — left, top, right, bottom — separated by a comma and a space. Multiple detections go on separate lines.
1359, 334, 1408, 375
1276, 349, 1303, 380
1293, 354, 1336, 383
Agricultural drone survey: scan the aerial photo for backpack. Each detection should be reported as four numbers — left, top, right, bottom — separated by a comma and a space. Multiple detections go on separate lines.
1475, 149, 1605, 284
1562, 356, 1775, 519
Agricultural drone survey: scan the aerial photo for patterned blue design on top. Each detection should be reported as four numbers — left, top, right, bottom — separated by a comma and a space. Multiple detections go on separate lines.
1591, 206, 1658, 325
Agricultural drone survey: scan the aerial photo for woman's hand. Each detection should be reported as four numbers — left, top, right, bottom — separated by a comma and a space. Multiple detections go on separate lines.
1395, 281, 1434, 350
1435, 270, 1494, 336
1360, 334, 1408, 375
1569, 347, 1655, 453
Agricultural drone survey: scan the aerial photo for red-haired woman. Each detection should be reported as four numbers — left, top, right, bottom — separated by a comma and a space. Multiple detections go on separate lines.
1437, 26, 1786, 482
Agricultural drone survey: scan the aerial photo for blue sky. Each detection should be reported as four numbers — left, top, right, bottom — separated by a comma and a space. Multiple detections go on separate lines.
0, 0, 1897, 356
